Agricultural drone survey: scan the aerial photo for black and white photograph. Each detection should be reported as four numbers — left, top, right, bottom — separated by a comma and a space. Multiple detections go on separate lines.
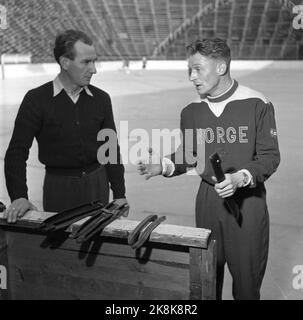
0, 0, 303, 303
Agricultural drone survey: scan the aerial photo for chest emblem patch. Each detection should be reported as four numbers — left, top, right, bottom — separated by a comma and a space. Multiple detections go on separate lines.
270, 128, 278, 138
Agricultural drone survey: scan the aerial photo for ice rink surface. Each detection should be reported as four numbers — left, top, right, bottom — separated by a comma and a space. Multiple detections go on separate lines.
1, 63, 303, 299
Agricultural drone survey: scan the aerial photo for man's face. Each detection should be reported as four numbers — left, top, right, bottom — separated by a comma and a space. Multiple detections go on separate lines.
188, 52, 222, 97
65, 40, 97, 87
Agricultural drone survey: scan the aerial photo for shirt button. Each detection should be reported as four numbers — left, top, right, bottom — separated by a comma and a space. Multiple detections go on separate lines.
82, 171, 86, 175
76, 121, 80, 125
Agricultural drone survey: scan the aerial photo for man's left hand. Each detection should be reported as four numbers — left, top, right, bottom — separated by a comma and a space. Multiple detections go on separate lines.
114, 198, 130, 217
212, 172, 244, 199
4, 198, 37, 224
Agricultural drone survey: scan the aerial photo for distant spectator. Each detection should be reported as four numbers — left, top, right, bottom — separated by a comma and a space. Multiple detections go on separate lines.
122, 58, 130, 73
142, 56, 147, 70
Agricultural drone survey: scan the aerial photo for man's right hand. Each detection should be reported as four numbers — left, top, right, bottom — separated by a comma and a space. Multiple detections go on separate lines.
4, 198, 37, 224
137, 148, 162, 180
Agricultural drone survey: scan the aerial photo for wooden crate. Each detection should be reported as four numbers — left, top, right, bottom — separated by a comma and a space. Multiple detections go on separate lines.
0, 211, 216, 300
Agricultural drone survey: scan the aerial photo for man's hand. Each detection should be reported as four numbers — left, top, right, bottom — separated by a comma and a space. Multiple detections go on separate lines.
4, 198, 37, 224
137, 148, 162, 180
113, 198, 130, 217
212, 172, 245, 199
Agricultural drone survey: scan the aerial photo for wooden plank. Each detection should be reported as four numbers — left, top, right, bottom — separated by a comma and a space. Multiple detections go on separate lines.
0, 211, 216, 300
0, 211, 211, 248
10, 282, 79, 300
9, 254, 189, 294
6, 232, 190, 265
9, 247, 189, 285
10, 277, 188, 300
6, 231, 190, 300
189, 247, 203, 300
201, 240, 217, 300
9, 267, 188, 300
189, 242, 217, 300
8, 263, 188, 300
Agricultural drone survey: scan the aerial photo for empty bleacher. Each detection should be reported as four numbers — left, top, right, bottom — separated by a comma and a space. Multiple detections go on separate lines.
0, 0, 302, 62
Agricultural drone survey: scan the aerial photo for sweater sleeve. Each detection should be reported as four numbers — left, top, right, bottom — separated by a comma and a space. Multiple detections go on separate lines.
4, 91, 42, 201
167, 106, 204, 177
101, 93, 126, 199
243, 100, 280, 186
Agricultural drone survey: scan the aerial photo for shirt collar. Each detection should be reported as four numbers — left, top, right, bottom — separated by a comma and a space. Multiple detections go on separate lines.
53, 76, 93, 97
207, 80, 238, 103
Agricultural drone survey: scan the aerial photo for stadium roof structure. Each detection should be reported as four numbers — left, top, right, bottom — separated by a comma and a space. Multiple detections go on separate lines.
0, 0, 302, 62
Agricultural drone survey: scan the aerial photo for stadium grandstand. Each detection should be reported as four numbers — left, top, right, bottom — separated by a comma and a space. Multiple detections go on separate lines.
0, 0, 302, 62
1, 0, 303, 302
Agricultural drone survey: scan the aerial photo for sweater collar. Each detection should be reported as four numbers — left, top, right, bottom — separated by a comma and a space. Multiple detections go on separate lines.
53, 76, 93, 98
207, 80, 238, 103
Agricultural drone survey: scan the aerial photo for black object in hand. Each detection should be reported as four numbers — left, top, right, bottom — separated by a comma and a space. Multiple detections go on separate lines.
209, 152, 242, 226
0, 201, 6, 213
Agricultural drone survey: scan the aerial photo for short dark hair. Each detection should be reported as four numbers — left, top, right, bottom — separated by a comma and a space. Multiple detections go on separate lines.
186, 38, 231, 68
53, 29, 93, 64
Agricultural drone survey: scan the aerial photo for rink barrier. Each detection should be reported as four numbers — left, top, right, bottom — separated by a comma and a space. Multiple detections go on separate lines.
0, 53, 32, 80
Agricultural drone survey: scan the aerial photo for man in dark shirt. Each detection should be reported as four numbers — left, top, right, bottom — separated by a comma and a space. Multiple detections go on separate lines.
138, 39, 280, 299
4, 29, 128, 222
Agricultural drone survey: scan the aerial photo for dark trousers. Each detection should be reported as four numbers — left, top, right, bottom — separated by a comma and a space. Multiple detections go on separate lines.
195, 181, 269, 300
43, 166, 109, 212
